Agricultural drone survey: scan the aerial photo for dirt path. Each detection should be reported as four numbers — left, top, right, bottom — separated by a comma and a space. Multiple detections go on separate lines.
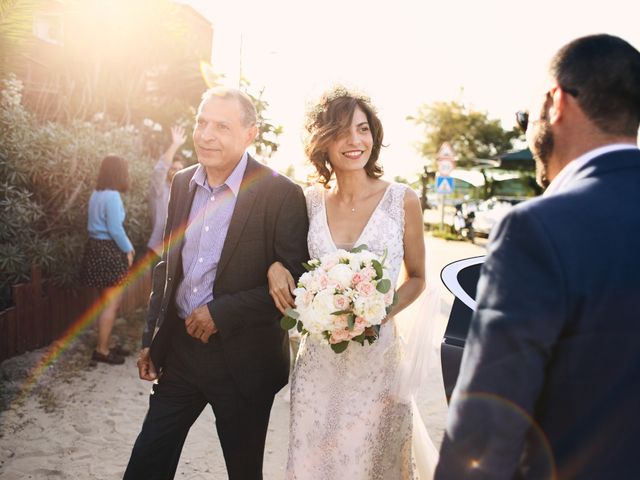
0, 235, 485, 479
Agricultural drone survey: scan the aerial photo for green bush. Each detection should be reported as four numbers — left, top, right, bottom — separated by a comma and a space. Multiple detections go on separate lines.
0, 75, 155, 300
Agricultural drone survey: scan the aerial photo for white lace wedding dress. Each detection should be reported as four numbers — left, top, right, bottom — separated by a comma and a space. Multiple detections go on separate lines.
286, 183, 436, 480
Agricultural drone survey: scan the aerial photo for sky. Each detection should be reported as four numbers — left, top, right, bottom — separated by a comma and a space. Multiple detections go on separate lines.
181, 0, 639, 181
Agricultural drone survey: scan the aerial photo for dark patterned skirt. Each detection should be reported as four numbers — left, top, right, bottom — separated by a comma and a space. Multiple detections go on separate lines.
80, 238, 129, 289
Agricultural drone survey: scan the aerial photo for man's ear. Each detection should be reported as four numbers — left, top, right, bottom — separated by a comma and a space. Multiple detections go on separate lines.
245, 124, 258, 147
548, 85, 566, 126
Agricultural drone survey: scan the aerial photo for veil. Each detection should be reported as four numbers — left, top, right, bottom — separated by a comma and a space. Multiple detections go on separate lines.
391, 270, 443, 479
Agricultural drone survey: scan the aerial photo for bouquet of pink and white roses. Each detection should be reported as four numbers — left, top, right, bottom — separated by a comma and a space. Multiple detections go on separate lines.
280, 245, 397, 353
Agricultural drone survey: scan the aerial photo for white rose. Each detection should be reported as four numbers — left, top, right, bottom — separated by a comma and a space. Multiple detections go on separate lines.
300, 289, 335, 336
298, 272, 312, 288
327, 263, 354, 288
353, 294, 387, 325
293, 288, 313, 310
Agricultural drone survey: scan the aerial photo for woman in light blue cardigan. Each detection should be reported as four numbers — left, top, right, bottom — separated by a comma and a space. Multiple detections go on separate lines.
80, 155, 134, 365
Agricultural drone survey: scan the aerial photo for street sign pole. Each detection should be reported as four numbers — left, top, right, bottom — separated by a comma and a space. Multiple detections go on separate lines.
436, 142, 457, 233
440, 193, 446, 231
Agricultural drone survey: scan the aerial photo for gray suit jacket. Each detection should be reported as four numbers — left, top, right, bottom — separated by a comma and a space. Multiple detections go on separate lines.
436, 149, 640, 479
143, 156, 309, 397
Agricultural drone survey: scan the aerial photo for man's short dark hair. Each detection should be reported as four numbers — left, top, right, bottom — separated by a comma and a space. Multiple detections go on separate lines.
550, 34, 640, 137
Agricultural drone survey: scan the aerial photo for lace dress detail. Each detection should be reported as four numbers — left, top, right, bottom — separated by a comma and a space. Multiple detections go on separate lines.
287, 183, 416, 480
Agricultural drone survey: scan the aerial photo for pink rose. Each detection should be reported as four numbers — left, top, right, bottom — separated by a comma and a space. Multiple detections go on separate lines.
361, 266, 376, 281
333, 294, 350, 311
356, 281, 375, 297
318, 273, 329, 289
355, 316, 368, 328
330, 329, 351, 344
351, 272, 364, 285
352, 316, 368, 335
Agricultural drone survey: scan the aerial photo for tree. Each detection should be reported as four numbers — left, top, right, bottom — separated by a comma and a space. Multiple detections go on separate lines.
408, 101, 520, 169
241, 78, 283, 161
0, 0, 38, 76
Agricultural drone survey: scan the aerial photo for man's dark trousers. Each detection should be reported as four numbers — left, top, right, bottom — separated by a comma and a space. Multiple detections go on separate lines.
123, 323, 274, 480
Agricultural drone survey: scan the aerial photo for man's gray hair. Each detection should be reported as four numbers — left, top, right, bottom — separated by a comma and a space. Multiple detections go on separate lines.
199, 87, 257, 127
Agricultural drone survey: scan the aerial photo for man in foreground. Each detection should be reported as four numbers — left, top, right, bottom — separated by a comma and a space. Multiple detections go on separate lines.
436, 34, 640, 479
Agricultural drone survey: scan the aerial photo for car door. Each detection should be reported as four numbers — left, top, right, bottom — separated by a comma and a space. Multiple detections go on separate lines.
440, 256, 484, 402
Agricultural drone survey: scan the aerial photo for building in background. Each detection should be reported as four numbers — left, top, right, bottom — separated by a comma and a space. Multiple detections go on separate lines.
6, 0, 213, 123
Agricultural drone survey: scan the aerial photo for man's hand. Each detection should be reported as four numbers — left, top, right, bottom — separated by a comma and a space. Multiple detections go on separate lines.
137, 348, 158, 381
185, 305, 218, 343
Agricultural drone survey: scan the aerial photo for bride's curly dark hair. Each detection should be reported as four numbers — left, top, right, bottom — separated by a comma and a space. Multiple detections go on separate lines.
304, 86, 384, 187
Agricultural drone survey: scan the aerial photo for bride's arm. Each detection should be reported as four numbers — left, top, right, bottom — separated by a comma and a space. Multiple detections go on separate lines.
268, 262, 296, 314
385, 189, 426, 322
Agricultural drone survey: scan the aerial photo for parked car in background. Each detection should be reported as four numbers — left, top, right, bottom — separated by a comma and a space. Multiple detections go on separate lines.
472, 196, 526, 237
440, 256, 484, 402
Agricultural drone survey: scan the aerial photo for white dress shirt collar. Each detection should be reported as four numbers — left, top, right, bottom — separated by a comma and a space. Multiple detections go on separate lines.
189, 151, 249, 197
544, 143, 638, 196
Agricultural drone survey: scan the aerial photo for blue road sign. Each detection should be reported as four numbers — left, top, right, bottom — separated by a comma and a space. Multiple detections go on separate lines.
436, 175, 455, 194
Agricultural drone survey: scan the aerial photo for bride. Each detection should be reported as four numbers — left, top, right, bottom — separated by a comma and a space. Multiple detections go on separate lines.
268, 86, 437, 479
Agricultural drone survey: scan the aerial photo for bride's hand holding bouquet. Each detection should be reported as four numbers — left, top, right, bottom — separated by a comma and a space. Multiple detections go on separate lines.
280, 245, 397, 354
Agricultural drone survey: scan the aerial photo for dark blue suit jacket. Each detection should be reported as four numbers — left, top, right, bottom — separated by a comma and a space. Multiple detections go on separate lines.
436, 148, 640, 479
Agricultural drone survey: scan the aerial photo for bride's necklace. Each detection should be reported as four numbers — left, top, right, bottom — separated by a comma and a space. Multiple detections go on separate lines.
337, 195, 360, 213
332, 185, 371, 214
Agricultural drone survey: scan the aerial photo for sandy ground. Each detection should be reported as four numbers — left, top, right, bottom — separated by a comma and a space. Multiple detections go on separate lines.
0, 234, 486, 480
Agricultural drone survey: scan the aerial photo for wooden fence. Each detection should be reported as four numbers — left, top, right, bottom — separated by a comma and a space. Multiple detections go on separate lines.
0, 265, 151, 363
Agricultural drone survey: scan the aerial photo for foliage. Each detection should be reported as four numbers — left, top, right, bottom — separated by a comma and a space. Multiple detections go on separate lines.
0, 0, 38, 76
242, 80, 284, 160
429, 227, 462, 242
0, 75, 152, 292
408, 101, 521, 169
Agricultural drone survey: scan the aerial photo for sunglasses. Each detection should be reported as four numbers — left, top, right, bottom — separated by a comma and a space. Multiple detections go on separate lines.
515, 86, 579, 133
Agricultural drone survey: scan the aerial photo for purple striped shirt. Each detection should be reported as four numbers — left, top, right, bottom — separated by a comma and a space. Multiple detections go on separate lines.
175, 153, 248, 319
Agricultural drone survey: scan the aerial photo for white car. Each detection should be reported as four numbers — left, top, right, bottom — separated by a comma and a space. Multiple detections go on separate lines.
472, 197, 524, 237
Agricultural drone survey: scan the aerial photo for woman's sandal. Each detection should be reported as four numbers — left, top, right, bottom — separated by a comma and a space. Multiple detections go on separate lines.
92, 350, 125, 365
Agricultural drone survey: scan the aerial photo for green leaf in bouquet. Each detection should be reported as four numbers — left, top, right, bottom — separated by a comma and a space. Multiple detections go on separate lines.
285, 308, 300, 320
350, 244, 369, 253
372, 259, 383, 279
352, 332, 366, 345
280, 315, 297, 330
347, 314, 355, 331
376, 279, 391, 294
331, 309, 351, 316
296, 321, 304, 333
302, 262, 317, 272
331, 341, 349, 354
